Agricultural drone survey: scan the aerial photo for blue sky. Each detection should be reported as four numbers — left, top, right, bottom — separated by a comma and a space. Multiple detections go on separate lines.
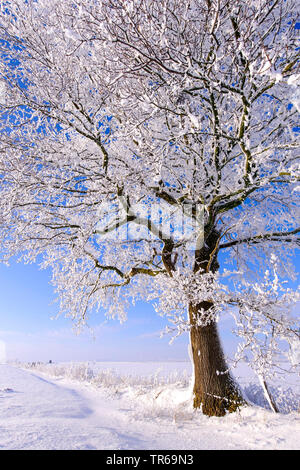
0, 259, 191, 363
1, 249, 298, 364
0, 253, 242, 363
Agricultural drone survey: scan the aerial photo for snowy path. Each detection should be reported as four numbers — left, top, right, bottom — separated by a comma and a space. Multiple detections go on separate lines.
0, 364, 299, 450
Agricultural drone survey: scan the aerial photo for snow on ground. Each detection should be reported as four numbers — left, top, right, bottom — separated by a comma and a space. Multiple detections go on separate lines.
0, 362, 299, 450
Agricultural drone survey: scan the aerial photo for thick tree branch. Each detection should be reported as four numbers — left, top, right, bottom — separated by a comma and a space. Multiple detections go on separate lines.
219, 228, 300, 249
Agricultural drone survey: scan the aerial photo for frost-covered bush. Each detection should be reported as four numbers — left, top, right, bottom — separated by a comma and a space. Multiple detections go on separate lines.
243, 383, 300, 414
18, 361, 190, 388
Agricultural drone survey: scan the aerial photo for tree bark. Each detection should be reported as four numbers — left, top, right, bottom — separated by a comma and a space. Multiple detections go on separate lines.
189, 301, 245, 416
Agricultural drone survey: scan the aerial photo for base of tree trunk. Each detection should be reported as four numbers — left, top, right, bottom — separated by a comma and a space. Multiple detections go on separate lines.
193, 380, 245, 417
189, 303, 246, 417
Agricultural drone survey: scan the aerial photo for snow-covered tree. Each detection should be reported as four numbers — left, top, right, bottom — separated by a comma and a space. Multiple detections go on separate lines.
0, 0, 299, 416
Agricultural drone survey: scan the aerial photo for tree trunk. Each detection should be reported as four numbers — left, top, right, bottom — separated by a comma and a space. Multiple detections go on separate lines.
189, 301, 245, 416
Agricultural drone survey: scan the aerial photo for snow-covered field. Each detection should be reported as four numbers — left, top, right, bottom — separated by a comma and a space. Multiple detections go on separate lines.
0, 361, 299, 450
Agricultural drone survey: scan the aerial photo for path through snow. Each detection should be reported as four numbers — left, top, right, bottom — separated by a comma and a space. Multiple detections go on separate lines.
0, 364, 299, 450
